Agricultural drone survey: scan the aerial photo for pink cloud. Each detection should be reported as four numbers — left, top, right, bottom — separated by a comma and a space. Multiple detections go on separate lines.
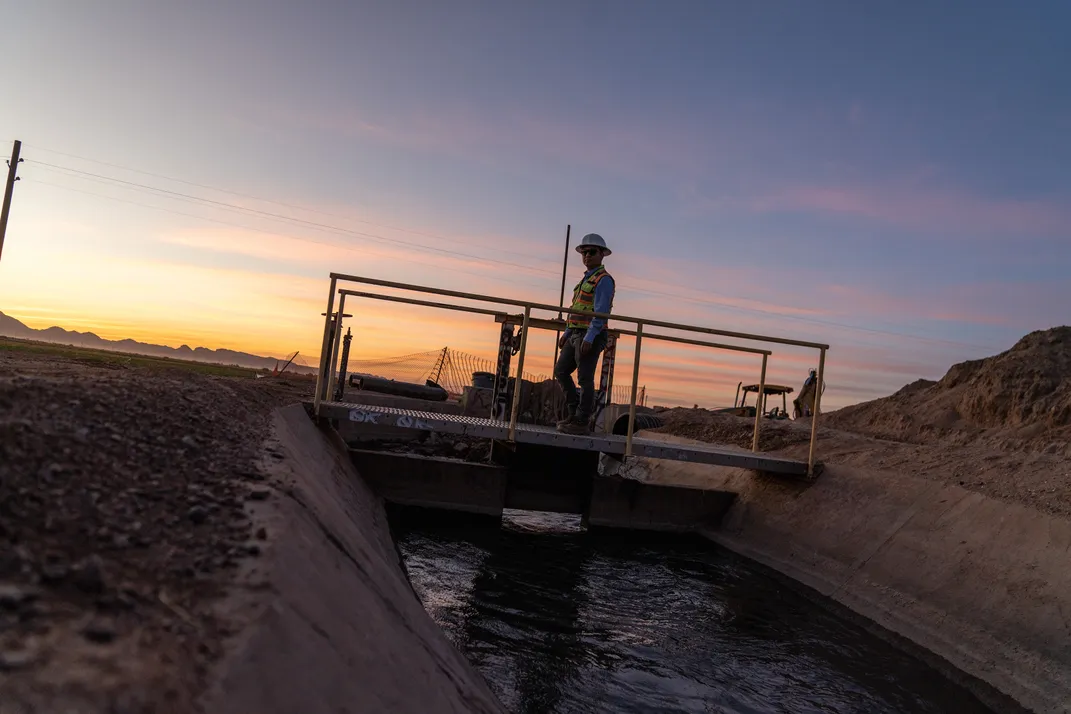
278, 104, 703, 179
815, 284, 1015, 327
750, 183, 1071, 238
616, 270, 1014, 347
621, 254, 832, 320
848, 102, 863, 126
817, 281, 1070, 332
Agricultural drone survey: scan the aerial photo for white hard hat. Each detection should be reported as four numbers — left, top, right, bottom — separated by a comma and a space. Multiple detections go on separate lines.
576, 233, 611, 256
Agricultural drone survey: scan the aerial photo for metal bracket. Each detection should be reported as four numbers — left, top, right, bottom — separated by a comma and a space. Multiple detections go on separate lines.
491, 322, 514, 421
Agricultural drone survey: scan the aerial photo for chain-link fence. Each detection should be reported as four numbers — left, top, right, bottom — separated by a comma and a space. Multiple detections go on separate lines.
346, 347, 549, 398
344, 346, 646, 404
610, 384, 647, 407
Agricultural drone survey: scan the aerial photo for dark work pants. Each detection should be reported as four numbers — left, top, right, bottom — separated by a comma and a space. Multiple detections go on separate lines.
554, 329, 607, 418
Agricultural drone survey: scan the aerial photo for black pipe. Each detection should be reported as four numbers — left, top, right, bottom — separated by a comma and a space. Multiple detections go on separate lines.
612, 413, 663, 436
348, 374, 449, 402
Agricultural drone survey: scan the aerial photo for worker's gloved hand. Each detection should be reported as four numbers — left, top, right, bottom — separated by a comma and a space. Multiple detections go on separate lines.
558, 332, 570, 350
580, 339, 593, 357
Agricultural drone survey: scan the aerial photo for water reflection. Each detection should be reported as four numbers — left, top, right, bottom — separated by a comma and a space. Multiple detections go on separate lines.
463, 527, 591, 713
391, 509, 995, 714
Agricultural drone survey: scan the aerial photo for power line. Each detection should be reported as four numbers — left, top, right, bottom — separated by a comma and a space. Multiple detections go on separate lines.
22, 158, 1007, 354
23, 177, 555, 294
28, 159, 558, 277
619, 281, 1005, 352
23, 142, 554, 263
30, 145, 998, 351
33, 159, 839, 330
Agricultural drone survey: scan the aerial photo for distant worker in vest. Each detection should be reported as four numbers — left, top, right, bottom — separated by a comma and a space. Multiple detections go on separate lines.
554, 233, 616, 435
793, 368, 819, 418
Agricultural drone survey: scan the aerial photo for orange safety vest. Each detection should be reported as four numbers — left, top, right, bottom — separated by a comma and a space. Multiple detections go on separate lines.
566, 265, 613, 331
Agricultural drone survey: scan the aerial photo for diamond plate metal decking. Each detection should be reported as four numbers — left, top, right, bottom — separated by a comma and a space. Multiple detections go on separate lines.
317, 401, 815, 477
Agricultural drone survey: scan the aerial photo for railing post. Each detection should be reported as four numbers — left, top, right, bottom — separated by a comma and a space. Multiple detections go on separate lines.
313, 276, 338, 415
625, 323, 643, 457
327, 292, 347, 401
751, 353, 768, 452
807, 347, 827, 477
507, 306, 531, 441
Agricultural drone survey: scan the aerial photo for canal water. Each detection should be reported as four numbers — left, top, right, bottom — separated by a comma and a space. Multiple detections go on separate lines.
389, 508, 996, 714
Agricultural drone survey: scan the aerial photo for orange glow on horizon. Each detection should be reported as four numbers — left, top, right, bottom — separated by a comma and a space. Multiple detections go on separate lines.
0, 214, 929, 410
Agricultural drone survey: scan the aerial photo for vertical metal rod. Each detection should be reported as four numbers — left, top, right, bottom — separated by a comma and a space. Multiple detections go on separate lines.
491, 323, 514, 421
596, 332, 616, 412
335, 328, 352, 401
507, 306, 531, 440
807, 348, 827, 477
625, 323, 643, 457
751, 353, 768, 452
553, 224, 571, 366
0, 140, 22, 265
313, 276, 338, 414
327, 292, 347, 400
431, 346, 448, 384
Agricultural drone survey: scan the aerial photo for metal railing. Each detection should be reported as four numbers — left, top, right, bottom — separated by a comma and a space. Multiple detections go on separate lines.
313, 272, 829, 476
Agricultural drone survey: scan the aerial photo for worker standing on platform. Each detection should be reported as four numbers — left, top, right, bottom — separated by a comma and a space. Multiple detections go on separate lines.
555, 233, 615, 435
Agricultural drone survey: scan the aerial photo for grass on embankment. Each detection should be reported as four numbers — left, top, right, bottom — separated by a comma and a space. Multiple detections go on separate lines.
0, 336, 267, 379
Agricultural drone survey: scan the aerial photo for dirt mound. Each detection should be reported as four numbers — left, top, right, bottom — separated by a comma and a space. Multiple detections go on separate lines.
649, 407, 818, 452
826, 326, 1071, 451
0, 347, 313, 712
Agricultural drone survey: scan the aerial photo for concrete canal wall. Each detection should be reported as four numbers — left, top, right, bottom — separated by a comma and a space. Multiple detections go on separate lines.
199, 401, 1066, 714
202, 404, 505, 714
617, 431, 1071, 714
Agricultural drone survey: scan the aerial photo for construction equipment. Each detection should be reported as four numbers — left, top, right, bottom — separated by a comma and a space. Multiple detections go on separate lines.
717, 382, 794, 419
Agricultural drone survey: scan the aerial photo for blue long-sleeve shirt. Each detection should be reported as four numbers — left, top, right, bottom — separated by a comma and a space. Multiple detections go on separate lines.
582, 268, 615, 343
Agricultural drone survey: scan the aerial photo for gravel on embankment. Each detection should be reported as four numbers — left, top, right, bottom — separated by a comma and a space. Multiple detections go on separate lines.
0, 346, 312, 713
650, 406, 1071, 519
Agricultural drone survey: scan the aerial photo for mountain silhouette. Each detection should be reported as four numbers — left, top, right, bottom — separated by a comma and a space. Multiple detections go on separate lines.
0, 311, 317, 374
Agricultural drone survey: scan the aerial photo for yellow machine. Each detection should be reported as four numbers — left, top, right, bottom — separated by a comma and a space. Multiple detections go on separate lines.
719, 382, 794, 419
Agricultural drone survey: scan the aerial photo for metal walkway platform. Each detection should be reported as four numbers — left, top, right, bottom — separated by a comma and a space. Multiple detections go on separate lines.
317, 401, 815, 477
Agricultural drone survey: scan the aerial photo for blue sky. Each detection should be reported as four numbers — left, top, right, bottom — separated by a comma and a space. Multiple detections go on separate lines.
0, 1, 1067, 408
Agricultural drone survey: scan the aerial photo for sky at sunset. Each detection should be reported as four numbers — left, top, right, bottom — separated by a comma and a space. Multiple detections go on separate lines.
1, 1, 1068, 409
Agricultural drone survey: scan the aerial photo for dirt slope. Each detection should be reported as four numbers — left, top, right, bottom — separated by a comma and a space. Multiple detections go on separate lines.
649, 407, 823, 452
0, 347, 312, 713
825, 326, 1071, 454
650, 398, 1071, 519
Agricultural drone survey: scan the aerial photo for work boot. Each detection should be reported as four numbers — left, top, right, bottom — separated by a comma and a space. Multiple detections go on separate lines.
557, 414, 592, 435
556, 406, 577, 429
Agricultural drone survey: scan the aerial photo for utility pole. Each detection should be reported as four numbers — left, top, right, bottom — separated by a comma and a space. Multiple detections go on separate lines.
0, 140, 23, 265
